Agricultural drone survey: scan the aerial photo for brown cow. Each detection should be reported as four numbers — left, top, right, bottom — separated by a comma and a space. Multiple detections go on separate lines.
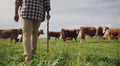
79, 27, 96, 43
106, 28, 120, 40
0, 29, 22, 43
48, 31, 61, 40
80, 27, 96, 40
61, 28, 79, 42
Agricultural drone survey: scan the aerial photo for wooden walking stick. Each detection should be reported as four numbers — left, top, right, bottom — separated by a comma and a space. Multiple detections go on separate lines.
47, 20, 49, 52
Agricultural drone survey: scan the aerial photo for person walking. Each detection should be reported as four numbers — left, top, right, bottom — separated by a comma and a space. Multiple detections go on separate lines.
14, 0, 51, 62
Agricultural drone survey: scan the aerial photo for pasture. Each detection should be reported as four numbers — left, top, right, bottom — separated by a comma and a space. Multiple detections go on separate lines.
0, 38, 120, 66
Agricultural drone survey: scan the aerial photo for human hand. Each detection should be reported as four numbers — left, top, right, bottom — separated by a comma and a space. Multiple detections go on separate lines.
46, 11, 50, 21
46, 14, 50, 21
14, 14, 19, 22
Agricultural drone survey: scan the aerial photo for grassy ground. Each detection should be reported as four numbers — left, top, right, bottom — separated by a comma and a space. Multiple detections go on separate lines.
0, 38, 120, 66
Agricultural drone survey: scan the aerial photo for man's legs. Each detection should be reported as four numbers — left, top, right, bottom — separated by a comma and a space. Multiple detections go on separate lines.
31, 20, 41, 55
22, 18, 33, 62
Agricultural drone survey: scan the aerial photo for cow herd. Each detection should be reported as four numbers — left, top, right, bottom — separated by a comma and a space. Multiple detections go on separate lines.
0, 26, 120, 43
48, 26, 120, 43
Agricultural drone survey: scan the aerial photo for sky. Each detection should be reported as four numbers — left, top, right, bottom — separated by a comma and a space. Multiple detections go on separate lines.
0, 0, 120, 37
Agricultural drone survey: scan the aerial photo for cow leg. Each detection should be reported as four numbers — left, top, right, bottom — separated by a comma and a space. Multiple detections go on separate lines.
15, 38, 19, 43
10, 38, 16, 44
55, 37, 58, 40
13, 36, 18, 44
10, 36, 16, 43
63, 38, 66, 42
62, 36, 66, 42
74, 37, 77, 42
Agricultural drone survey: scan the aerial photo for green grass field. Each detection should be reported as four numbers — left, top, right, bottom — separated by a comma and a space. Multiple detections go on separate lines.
0, 38, 120, 66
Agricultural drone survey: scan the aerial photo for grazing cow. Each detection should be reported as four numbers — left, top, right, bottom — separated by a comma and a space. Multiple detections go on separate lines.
106, 28, 120, 40
61, 29, 79, 42
79, 27, 96, 43
48, 31, 61, 40
0, 29, 22, 43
